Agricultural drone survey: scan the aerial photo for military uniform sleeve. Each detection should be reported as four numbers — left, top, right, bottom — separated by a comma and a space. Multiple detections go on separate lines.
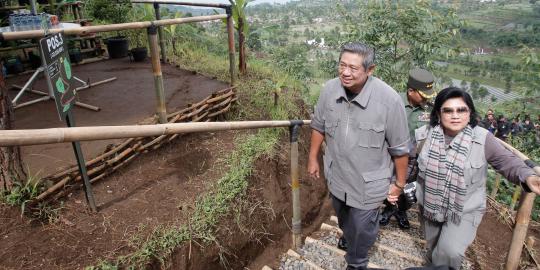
310, 85, 327, 134
485, 132, 535, 189
386, 97, 410, 156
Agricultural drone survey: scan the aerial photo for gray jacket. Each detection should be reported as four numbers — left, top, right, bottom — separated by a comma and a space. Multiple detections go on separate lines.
311, 77, 410, 210
415, 125, 534, 219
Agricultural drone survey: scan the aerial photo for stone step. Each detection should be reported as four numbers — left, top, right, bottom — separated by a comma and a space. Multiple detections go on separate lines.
302, 236, 382, 269
262, 266, 273, 270
301, 237, 347, 270
279, 249, 325, 270
369, 243, 426, 270
321, 220, 427, 269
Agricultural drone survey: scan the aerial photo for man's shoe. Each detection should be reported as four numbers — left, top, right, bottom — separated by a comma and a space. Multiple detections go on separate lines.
396, 210, 410, 230
337, 236, 347, 251
379, 207, 395, 226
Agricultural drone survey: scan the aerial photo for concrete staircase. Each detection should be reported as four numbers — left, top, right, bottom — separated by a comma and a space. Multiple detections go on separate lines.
265, 207, 473, 270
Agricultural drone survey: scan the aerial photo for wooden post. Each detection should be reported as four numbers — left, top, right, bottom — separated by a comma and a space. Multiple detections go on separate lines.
147, 25, 167, 123
499, 137, 540, 270
225, 7, 236, 86
0, 70, 26, 192
510, 187, 522, 211
491, 174, 502, 198
289, 121, 303, 250
505, 192, 536, 270
153, 3, 167, 63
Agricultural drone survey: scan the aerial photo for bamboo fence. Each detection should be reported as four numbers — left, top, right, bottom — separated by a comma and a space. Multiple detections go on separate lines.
35, 86, 236, 203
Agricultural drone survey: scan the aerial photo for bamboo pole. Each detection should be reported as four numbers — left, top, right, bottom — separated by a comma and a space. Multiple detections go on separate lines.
153, 3, 167, 63
131, 0, 230, 8
289, 121, 304, 251
498, 138, 540, 270
147, 26, 167, 123
0, 120, 311, 147
510, 187, 522, 211
226, 7, 236, 86
0, 15, 227, 41
491, 174, 502, 198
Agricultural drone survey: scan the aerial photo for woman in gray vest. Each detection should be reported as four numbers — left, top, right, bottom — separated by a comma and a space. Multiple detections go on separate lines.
415, 87, 540, 269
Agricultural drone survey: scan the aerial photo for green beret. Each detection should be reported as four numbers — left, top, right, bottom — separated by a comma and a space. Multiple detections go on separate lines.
407, 68, 435, 99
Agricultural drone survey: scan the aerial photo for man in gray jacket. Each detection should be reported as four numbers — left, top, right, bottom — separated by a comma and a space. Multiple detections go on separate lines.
308, 42, 410, 269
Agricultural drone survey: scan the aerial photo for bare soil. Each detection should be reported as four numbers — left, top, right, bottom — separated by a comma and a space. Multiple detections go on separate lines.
0, 58, 537, 270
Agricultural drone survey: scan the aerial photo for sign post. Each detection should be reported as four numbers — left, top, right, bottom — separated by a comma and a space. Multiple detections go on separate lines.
39, 32, 97, 212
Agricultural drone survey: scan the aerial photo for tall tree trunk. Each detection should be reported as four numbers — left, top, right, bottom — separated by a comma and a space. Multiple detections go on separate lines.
238, 19, 247, 74
0, 72, 26, 192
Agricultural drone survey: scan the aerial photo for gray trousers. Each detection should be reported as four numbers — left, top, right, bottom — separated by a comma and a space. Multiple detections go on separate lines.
332, 194, 380, 268
420, 207, 483, 269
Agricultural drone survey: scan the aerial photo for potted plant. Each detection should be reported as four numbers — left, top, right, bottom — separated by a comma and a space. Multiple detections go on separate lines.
87, 0, 131, 58
126, 28, 148, 62
3, 54, 24, 75
126, 4, 154, 62
68, 40, 83, 64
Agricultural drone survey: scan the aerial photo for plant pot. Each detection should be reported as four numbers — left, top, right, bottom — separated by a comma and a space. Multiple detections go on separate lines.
129, 47, 148, 62
105, 36, 129, 59
69, 48, 83, 64
4, 56, 24, 75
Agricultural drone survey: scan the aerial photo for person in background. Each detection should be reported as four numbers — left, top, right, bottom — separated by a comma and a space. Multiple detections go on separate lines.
308, 42, 410, 270
481, 109, 497, 134
414, 87, 540, 269
510, 117, 523, 136
495, 115, 510, 141
380, 68, 435, 230
523, 115, 535, 133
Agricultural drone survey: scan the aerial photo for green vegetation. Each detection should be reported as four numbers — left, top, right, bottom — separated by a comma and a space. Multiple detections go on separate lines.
87, 12, 304, 268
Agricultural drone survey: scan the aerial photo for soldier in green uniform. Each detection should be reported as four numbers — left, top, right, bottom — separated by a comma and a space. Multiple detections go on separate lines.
380, 68, 436, 229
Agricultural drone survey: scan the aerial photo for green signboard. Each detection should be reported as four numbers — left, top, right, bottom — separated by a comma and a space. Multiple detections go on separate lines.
39, 32, 76, 119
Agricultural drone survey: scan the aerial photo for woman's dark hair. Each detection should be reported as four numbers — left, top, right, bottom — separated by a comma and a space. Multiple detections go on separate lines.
430, 87, 479, 127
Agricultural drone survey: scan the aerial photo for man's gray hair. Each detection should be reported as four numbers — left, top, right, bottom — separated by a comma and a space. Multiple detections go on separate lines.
339, 42, 375, 70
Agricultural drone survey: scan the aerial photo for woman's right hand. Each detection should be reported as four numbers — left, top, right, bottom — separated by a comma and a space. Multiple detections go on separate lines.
526, 175, 540, 195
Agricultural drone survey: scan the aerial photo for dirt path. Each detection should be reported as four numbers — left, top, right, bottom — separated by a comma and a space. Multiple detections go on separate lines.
7, 58, 228, 176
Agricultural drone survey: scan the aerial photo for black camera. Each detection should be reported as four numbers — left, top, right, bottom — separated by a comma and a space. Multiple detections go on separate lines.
403, 181, 417, 208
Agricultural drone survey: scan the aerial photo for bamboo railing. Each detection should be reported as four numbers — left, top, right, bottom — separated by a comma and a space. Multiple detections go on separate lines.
32, 87, 237, 202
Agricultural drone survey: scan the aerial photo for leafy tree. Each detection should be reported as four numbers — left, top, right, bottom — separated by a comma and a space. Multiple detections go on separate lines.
478, 86, 489, 100
339, 0, 463, 89
470, 80, 480, 91
505, 76, 512, 94
85, 0, 131, 24
229, 0, 250, 74
272, 44, 312, 80
460, 80, 469, 91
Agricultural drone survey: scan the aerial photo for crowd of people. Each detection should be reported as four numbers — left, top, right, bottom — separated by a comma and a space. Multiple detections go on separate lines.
478, 109, 540, 142
307, 42, 540, 270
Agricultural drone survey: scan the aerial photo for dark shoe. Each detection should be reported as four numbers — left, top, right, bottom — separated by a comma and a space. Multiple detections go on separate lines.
338, 236, 347, 251
395, 210, 410, 230
379, 207, 395, 226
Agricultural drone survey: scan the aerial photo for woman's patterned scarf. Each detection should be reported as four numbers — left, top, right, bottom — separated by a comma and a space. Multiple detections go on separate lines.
423, 125, 473, 225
